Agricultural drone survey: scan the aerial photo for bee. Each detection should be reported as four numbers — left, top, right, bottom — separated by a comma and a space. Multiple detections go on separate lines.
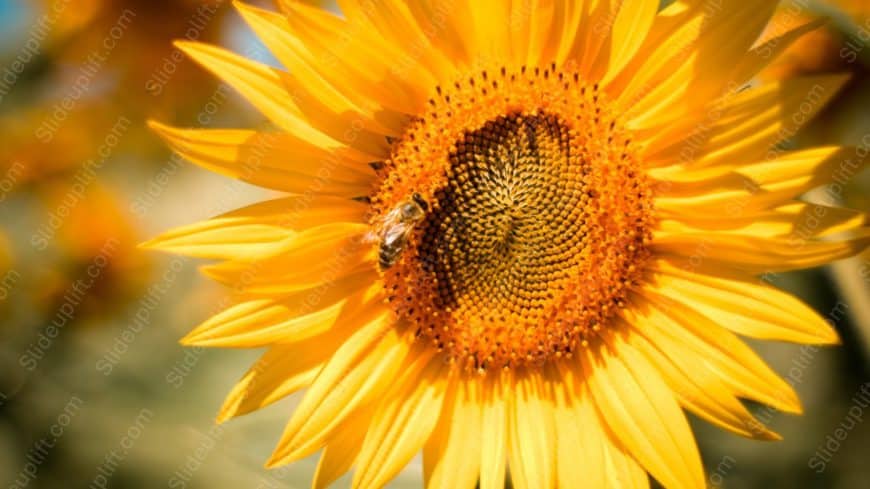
369, 193, 429, 270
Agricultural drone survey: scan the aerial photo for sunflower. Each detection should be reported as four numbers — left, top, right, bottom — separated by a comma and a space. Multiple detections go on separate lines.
146, 1, 870, 487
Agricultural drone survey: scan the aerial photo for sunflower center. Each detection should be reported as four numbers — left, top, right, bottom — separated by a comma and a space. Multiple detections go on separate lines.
370, 65, 654, 372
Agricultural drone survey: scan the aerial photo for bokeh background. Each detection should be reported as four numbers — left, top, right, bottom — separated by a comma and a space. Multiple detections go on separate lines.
0, 0, 867, 487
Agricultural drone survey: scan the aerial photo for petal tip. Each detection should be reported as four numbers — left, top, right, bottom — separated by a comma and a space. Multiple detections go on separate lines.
172, 39, 198, 53
215, 407, 235, 424
136, 239, 155, 251
822, 322, 842, 345
172, 40, 217, 66
265, 451, 290, 469
783, 396, 804, 415
232, 0, 256, 14
178, 332, 200, 346
766, 431, 784, 442
138, 236, 172, 253
146, 120, 181, 143
145, 119, 167, 133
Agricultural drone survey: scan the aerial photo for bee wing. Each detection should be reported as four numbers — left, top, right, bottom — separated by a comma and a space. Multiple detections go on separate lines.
365, 207, 404, 243
383, 221, 413, 247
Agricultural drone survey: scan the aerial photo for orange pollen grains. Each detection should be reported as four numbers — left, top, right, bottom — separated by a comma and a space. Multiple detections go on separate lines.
369, 64, 655, 373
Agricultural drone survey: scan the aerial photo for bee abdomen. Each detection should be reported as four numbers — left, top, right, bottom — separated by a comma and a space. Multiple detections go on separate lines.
379, 245, 400, 270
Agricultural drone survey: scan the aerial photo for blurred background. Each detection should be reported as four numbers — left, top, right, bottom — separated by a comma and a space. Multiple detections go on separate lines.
0, 0, 867, 487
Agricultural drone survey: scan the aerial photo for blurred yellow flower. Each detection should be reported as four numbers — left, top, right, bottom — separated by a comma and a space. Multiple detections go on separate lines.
149, 1, 868, 488
35, 182, 150, 325
759, 0, 870, 81
0, 106, 113, 184
832, 0, 870, 19
24, 0, 229, 133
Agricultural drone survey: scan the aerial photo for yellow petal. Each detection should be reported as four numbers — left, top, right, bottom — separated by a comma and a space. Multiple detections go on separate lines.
544, 0, 587, 66
202, 222, 373, 295
553, 363, 608, 489
583, 336, 705, 489
181, 279, 381, 348
217, 342, 323, 423
507, 371, 556, 489
334, 0, 456, 83
147, 122, 374, 196
597, 0, 659, 85
652, 228, 870, 273
175, 40, 340, 147
142, 195, 368, 259
509, 0, 556, 67
572, 0, 618, 77
183, 298, 337, 348
467, 0, 512, 65
281, 1, 434, 114
691, 77, 847, 169
602, 434, 650, 489
313, 405, 375, 489
655, 146, 865, 217
235, 1, 408, 141
142, 222, 290, 260
403, 0, 476, 69
632, 290, 803, 414
607, 2, 706, 101
646, 261, 840, 343
626, 0, 779, 128
642, 75, 848, 166
353, 351, 447, 489
423, 379, 482, 489
267, 312, 405, 466
479, 373, 508, 489
656, 202, 866, 239
732, 17, 827, 83
626, 317, 780, 440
